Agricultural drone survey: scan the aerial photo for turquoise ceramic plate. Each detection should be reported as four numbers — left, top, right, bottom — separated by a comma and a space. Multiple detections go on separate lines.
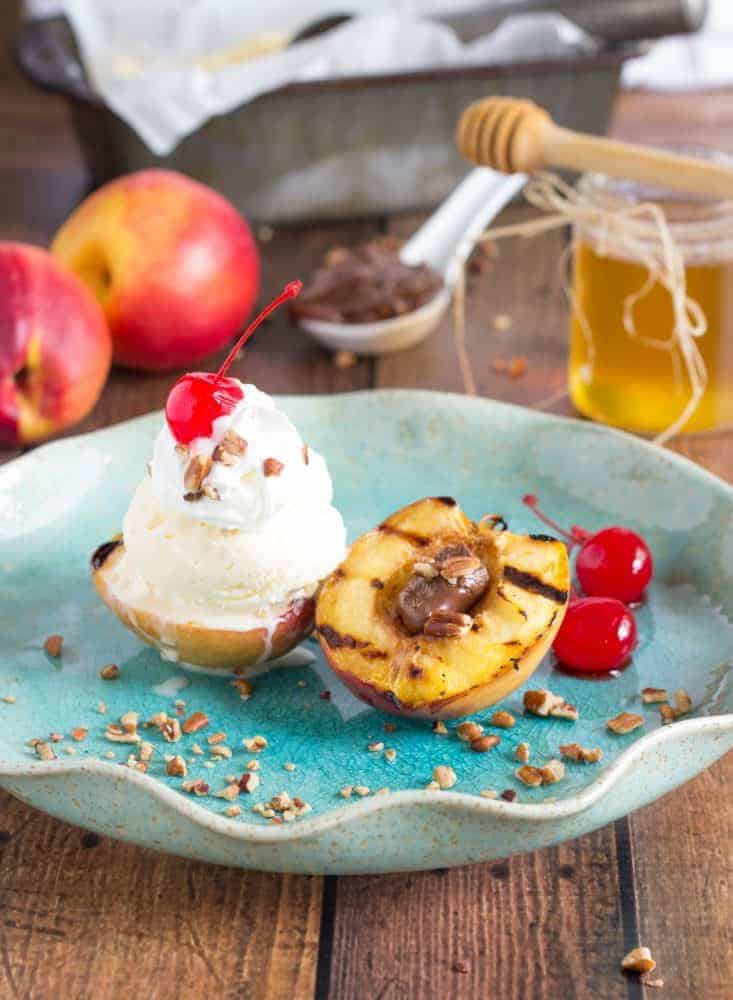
0, 391, 731, 874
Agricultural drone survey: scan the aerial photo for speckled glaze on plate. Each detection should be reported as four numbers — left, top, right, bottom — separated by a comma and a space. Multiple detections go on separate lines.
0, 390, 731, 874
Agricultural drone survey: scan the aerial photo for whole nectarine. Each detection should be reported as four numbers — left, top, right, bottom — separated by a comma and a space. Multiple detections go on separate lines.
52, 170, 260, 371
0, 242, 111, 446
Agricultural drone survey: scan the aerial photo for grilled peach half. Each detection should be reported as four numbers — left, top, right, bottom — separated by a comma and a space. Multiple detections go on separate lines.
91, 536, 315, 672
316, 497, 570, 718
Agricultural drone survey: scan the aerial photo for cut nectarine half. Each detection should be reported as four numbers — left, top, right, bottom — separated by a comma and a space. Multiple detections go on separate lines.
315, 497, 570, 718
91, 535, 315, 672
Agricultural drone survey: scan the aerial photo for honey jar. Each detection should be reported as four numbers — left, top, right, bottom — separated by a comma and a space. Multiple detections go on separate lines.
568, 167, 733, 436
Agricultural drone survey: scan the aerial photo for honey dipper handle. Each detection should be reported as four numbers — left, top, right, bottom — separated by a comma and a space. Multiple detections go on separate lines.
542, 125, 733, 202
456, 97, 733, 203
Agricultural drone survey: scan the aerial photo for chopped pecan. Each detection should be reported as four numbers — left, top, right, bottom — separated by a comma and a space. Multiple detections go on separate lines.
550, 701, 579, 722
161, 718, 182, 743
641, 687, 669, 704
539, 759, 565, 784
490, 710, 516, 729
213, 430, 247, 464
607, 712, 644, 735
560, 743, 603, 763
215, 783, 240, 801
524, 689, 558, 717
34, 741, 56, 761
456, 721, 483, 743
182, 711, 209, 734
515, 765, 543, 787
471, 735, 500, 753
432, 765, 457, 789
423, 609, 473, 638
439, 555, 482, 582
674, 689, 692, 715
166, 755, 187, 777
621, 947, 656, 975
660, 704, 677, 725
184, 454, 213, 493
239, 772, 260, 794
181, 779, 209, 796
230, 678, 253, 700
263, 457, 284, 477
44, 634, 63, 657
120, 711, 139, 734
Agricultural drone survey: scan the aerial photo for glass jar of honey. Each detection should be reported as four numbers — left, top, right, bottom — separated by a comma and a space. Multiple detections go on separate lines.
568, 165, 733, 436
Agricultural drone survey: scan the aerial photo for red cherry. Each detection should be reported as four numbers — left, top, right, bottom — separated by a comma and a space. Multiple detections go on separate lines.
164, 281, 302, 445
523, 494, 653, 603
165, 372, 243, 445
576, 526, 653, 604
553, 597, 637, 673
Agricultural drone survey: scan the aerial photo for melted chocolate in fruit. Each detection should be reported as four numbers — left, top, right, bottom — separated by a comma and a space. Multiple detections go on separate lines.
397, 544, 490, 635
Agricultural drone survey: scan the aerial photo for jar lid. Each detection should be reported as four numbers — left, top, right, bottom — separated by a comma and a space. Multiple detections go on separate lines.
576, 146, 733, 261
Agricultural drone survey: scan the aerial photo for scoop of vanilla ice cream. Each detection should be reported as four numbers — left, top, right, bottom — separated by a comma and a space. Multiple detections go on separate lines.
115, 381, 346, 627
120, 477, 345, 620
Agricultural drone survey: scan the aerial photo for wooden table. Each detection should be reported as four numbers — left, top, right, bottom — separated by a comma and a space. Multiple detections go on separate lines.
0, 7, 731, 996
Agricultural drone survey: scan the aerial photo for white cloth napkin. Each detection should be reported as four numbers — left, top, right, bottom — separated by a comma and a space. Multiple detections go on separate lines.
54, 0, 593, 155
28, 0, 733, 154
622, 0, 733, 91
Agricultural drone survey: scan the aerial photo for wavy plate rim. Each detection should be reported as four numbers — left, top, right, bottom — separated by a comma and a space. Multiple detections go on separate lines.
1, 390, 731, 845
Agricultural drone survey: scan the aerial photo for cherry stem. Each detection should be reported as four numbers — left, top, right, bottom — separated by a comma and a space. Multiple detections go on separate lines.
522, 494, 588, 549
216, 280, 302, 379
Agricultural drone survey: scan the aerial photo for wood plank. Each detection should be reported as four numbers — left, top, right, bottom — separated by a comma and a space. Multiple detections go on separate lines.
0, 789, 321, 1000
627, 761, 732, 1000
627, 432, 733, 1000
326, 830, 629, 999
376, 206, 570, 414
0, 215, 381, 996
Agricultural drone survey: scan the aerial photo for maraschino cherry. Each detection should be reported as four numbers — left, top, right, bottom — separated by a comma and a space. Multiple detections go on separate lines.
552, 596, 637, 673
165, 281, 302, 445
523, 494, 653, 604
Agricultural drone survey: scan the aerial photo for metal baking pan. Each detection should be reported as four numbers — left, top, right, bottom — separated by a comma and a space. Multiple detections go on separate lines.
15, 16, 645, 223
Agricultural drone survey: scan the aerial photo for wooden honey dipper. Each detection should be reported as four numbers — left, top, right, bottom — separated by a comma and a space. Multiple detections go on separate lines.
456, 97, 733, 202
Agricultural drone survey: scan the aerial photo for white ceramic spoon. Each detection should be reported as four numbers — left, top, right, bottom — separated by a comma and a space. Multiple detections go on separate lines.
297, 167, 527, 355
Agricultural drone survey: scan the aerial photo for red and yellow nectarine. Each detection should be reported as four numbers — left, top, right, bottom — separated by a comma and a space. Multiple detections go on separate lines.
0, 242, 111, 446
52, 169, 260, 371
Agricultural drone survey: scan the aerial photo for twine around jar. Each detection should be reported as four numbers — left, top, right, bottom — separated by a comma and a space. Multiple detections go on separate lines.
452, 172, 710, 445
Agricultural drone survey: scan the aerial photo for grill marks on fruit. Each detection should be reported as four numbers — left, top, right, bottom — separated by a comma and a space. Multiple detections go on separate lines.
502, 565, 568, 604
317, 625, 367, 650
528, 533, 558, 543
363, 648, 388, 660
91, 537, 122, 571
434, 496, 457, 507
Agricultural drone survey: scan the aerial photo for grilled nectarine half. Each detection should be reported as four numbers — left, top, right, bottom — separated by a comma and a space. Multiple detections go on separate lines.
91, 536, 315, 672
316, 497, 570, 718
